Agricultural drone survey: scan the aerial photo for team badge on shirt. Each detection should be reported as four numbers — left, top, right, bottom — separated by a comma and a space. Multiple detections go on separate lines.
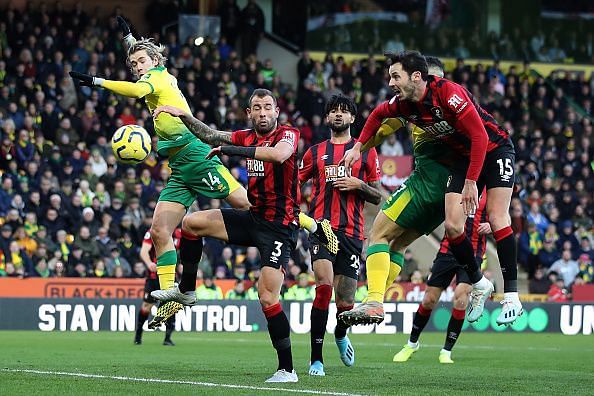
431, 106, 443, 119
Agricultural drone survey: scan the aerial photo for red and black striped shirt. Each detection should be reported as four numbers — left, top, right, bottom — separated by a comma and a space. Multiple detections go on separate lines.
142, 228, 182, 280
439, 189, 488, 262
359, 75, 512, 181
231, 125, 300, 226
300, 139, 380, 240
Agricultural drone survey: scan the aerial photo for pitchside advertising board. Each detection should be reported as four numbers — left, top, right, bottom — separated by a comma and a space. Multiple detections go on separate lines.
1, 299, 593, 335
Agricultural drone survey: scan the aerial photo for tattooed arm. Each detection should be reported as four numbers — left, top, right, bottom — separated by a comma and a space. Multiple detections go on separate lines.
333, 178, 384, 205
153, 105, 232, 145
359, 180, 384, 205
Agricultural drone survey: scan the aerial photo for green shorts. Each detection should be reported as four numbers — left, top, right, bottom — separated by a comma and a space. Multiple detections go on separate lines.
382, 159, 449, 235
158, 139, 241, 208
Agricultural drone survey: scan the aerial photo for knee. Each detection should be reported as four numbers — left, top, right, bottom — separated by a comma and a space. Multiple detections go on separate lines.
488, 213, 511, 231
453, 295, 468, 310
181, 216, 195, 234
259, 291, 278, 308
336, 296, 354, 308
150, 224, 169, 244
181, 214, 206, 236
444, 220, 464, 238
422, 294, 438, 310
316, 277, 333, 287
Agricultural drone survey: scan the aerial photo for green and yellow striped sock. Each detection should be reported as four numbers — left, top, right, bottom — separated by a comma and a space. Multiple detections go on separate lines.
156, 250, 177, 290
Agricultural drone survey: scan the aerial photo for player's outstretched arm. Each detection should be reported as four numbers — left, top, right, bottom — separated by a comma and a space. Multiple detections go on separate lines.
69, 71, 152, 99
153, 105, 232, 145
116, 16, 137, 50
207, 141, 293, 164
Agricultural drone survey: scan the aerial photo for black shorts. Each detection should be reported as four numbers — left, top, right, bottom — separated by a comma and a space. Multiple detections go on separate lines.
222, 208, 298, 270
426, 253, 472, 289
445, 145, 515, 193
310, 231, 362, 280
143, 277, 160, 304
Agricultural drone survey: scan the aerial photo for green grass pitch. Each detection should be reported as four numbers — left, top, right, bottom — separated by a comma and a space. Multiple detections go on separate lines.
1, 331, 592, 395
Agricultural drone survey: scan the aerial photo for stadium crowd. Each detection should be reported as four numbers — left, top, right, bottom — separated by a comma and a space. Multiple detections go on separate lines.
0, 3, 592, 300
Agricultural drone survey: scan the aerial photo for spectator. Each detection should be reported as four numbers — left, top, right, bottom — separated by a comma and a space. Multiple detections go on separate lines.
0, 224, 14, 256
284, 273, 315, 300
13, 225, 37, 256
529, 267, 551, 294
240, 246, 261, 273
6, 240, 33, 277
380, 133, 404, 156
547, 273, 569, 302
196, 277, 223, 299
245, 279, 260, 300
33, 258, 51, 278
526, 202, 549, 235
225, 279, 247, 299
574, 254, 593, 285
105, 244, 131, 277
73, 225, 100, 262
240, 0, 265, 57
537, 238, 560, 269
548, 250, 580, 287
519, 222, 543, 278
557, 220, 580, 254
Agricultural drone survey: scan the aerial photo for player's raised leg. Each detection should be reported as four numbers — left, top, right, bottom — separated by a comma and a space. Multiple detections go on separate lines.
339, 211, 402, 326
149, 201, 191, 299
300, 214, 339, 256
487, 186, 522, 325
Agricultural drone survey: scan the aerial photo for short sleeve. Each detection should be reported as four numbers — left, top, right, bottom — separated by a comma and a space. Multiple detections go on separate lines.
299, 147, 314, 183
279, 128, 299, 151
231, 129, 247, 146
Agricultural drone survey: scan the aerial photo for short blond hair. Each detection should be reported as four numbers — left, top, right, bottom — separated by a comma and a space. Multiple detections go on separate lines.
126, 37, 167, 78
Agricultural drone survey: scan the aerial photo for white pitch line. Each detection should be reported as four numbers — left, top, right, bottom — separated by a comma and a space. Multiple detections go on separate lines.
3, 368, 366, 396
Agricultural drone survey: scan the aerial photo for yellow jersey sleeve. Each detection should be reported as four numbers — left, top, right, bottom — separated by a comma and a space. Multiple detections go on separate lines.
101, 79, 153, 99
361, 117, 407, 152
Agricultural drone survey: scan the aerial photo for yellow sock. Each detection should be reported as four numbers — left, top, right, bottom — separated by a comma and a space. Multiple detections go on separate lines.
365, 244, 390, 303
385, 251, 404, 291
156, 250, 177, 289
298, 212, 316, 233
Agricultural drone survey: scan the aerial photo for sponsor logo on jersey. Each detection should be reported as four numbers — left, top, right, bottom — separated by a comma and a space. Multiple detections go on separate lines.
324, 164, 347, 182
447, 94, 463, 109
247, 158, 265, 177
422, 120, 455, 137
